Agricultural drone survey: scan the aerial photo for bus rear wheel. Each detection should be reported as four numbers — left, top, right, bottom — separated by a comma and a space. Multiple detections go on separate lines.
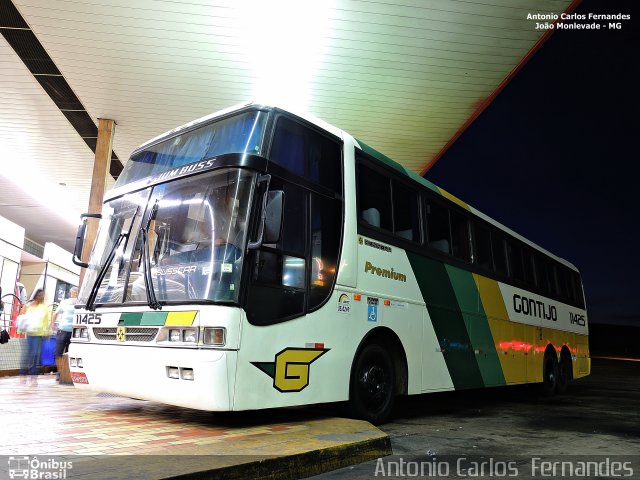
350, 343, 396, 424
556, 351, 573, 394
541, 352, 559, 396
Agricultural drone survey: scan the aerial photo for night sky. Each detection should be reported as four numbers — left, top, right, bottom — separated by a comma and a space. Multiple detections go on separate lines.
426, 0, 639, 326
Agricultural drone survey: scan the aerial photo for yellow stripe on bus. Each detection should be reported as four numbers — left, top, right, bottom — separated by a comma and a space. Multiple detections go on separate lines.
437, 187, 469, 210
473, 274, 526, 384
165, 311, 197, 326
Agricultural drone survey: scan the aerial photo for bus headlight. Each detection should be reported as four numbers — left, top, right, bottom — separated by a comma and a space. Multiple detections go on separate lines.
203, 327, 226, 346
72, 327, 89, 341
182, 329, 197, 343
169, 329, 181, 342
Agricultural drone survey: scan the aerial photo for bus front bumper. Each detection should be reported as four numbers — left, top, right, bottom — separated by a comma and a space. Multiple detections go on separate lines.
68, 343, 237, 411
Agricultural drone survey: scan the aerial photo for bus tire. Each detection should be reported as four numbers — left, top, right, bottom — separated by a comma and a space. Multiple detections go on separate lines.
541, 351, 559, 396
556, 350, 573, 395
350, 343, 396, 424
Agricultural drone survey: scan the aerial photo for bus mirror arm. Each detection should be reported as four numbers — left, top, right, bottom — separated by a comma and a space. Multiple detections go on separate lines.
72, 213, 102, 268
247, 175, 272, 250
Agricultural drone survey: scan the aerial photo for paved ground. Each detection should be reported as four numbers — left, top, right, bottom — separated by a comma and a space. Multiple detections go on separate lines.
1, 358, 637, 479
310, 357, 640, 479
0, 375, 389, 479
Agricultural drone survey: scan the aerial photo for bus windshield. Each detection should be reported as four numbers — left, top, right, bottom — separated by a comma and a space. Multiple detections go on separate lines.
80, 168, 256, 307
114, 110, 268, 187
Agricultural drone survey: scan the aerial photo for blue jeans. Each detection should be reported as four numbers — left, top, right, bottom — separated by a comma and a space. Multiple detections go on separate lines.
21, 335, 44, 376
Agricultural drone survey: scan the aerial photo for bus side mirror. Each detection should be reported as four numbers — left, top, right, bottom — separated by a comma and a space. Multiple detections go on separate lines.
263, 191, 284, 244
72, 213, 102, 268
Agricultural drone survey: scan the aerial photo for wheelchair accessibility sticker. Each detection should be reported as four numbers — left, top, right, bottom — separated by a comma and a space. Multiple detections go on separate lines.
367, 297, 379, 322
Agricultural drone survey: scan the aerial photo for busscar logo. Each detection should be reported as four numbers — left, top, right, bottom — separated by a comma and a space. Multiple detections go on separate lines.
252, 347, 329, 393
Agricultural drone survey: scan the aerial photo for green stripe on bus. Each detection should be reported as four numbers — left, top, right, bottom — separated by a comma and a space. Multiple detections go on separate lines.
118, 312, 143, 326
118, 312, 168, 326
445, 266, 505, 387
356, 139, 440, 193
407, 252, 484, 389
141, 312, 168, 326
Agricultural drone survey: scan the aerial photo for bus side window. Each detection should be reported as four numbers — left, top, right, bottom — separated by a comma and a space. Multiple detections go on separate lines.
522, 248, 536, 288
426, 201, 450, 254
473, 223, 493, 270
450, 210, 471, 262
533, 254, 551, 295
492, 233, 509, 276
357, 164, 391, 231
270, 116, 342, 192
392, 180, 420, 242
507, 240, 525, 283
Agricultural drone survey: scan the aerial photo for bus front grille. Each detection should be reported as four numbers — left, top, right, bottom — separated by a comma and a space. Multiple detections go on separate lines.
93, 327, 159, 342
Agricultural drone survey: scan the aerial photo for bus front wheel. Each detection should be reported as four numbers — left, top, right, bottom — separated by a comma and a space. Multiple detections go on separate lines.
349, 343, 396, 424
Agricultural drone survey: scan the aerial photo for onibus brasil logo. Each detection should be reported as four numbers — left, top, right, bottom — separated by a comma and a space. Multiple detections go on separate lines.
252, 347, 329, 392
8, 456, 73, 479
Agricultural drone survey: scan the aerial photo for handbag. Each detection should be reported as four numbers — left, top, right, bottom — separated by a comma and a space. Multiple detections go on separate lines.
17, 313, 30, 334
0, 329, 9, 344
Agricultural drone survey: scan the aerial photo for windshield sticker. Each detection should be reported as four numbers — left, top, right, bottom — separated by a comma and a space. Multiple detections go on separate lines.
367, 297, 379, 322
222, 263, 233, 273
337, 293, 351, 314
252, 347, 329, 393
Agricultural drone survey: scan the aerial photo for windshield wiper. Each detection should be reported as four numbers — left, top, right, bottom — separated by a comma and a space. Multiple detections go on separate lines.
140, 200, 161, 310
85, 232, 127, 312
85, 208, 139, 311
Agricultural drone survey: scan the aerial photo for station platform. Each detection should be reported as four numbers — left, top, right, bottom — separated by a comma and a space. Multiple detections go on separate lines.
0, 375, 390, 479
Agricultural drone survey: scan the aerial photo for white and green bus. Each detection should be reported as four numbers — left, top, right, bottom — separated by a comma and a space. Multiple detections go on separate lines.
70, 103, 589, 423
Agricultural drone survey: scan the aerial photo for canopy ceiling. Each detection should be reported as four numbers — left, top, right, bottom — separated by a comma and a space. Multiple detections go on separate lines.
0, 0, 575, 253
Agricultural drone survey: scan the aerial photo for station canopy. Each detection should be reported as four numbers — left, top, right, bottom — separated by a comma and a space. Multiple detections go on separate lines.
0, 0, 574, 252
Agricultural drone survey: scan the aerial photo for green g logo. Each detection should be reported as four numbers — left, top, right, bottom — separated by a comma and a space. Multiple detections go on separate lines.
252, 347, 329, 392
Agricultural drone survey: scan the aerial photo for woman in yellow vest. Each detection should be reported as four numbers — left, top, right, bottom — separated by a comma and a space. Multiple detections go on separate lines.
20, 289, 51, 385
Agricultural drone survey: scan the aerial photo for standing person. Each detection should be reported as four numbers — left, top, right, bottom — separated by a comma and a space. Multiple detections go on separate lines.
19, 289, 50, 385
52, 287, 78, 382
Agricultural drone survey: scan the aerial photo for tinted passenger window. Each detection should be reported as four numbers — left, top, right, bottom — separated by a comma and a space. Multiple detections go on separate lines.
492, 233, 508, 276
358, 164, 392, 230
426, 202, 451, 254
508, 241, 524, 282
522, 248, 535, 287
392, 181, 420, 241
474, 224, 492, 270
534, 254, 551, 295
270, 117, 341, 192
450, 211, 471, 262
